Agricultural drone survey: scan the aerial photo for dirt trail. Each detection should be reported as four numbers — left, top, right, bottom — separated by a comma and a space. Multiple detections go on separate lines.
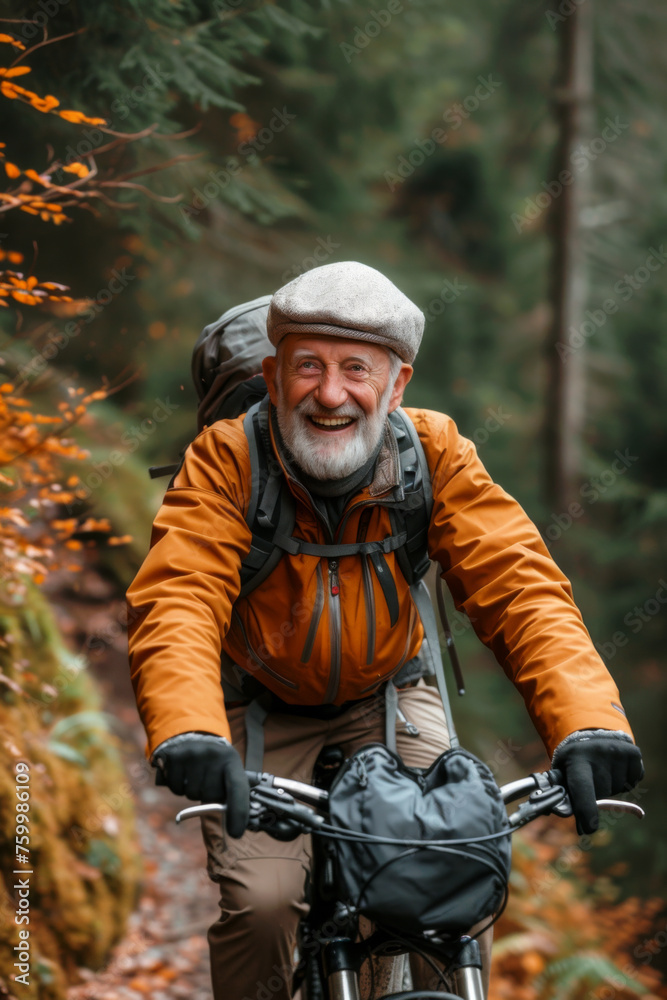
53, 575, 219, 1000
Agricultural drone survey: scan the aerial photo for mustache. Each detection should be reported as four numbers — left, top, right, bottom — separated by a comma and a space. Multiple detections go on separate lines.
295, 397, 365, 421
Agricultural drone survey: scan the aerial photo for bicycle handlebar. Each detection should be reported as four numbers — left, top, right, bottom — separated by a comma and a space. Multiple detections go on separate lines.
174, 766, 645, 827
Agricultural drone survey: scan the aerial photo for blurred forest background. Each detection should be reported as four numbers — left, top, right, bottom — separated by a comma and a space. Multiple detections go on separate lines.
1, 1, 666, 998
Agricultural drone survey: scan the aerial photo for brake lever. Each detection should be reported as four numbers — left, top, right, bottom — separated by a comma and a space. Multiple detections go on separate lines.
509, 785, 568, 828
507, 770, 646, 828
545, 769, 646, 819
175, 787, 325, 830
596, 799, 645, 818
176, 803, 225, 823
249, 786, 325, 831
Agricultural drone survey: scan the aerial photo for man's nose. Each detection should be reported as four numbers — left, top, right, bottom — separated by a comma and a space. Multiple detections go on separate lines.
313, 366, 348, 409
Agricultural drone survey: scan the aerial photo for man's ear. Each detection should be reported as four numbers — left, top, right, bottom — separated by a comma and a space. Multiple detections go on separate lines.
387, 365, 413, 413
262, 354, 278, 405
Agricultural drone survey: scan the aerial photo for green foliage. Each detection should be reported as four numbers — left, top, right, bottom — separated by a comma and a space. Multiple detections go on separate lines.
539, 953, 646, 998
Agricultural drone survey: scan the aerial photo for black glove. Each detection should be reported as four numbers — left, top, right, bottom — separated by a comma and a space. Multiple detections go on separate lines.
552, 729, 644, 835
151, 732, 250, 838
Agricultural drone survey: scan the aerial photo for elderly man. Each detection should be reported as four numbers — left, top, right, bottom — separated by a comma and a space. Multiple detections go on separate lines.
127, 261, 642, 1000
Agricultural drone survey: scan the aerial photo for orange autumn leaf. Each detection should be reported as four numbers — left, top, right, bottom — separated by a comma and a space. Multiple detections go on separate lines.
57, 109, 107, 126
108, 534, 133, 546
4, 161, 20, 179
127, 977, 153, 994
52, 519, 77, 533
0, 250, 24, 264
0, 66, 31, 79
78, 517, 112, 533
230, 111, 261, 143
29, 94, 60, 113
62, 161, 90, 178
0, 34, 26, 49
24, 168, 48, 184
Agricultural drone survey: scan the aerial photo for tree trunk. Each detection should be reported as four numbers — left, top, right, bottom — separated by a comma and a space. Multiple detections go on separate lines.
543, 0, 594, 513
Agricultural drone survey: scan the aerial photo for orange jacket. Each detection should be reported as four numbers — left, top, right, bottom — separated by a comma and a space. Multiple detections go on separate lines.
127, 406, 634, 758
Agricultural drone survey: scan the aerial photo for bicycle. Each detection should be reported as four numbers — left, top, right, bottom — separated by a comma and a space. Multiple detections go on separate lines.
175, 748, 644, 1000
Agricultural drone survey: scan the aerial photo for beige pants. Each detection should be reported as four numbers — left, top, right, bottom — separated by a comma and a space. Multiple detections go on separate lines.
201, 683, 493, 1000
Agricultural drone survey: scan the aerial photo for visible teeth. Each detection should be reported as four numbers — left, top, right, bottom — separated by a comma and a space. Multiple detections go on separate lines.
311, 416, 355, 427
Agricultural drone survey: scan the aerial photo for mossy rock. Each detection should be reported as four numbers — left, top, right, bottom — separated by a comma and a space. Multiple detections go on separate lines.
0, 583, 141, 1000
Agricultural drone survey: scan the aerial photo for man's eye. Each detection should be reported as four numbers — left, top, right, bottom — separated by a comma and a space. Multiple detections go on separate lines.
347, 365, 366, 374
299, 361, 318, 371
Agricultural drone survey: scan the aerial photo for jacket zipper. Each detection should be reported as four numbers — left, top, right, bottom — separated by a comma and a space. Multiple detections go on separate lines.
359, 599, 416, 694
361, 554, 376, 666
232, 609, 298, 690
324, 557, 342, 703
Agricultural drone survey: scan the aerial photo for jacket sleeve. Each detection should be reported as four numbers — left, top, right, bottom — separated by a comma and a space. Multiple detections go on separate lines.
126, 423, 252, 756
415, 410, 635, 757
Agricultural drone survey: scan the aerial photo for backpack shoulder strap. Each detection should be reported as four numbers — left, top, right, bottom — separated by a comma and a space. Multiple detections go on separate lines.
239, 396, 297, 599
387, 408, 464, 748
408, 579, 459, 748
388, 407, 432, 585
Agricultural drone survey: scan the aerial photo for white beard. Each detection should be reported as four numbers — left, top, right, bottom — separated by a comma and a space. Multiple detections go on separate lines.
275, 384, 393, 480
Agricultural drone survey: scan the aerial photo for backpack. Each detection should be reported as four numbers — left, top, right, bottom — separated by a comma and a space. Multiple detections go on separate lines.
149, 297, 465, 766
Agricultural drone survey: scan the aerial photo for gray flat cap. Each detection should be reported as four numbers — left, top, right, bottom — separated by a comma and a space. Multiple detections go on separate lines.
267, 261, 424, 364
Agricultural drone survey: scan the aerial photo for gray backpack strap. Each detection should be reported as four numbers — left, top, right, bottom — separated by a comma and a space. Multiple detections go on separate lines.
243, 399, 264, 528
435, 574, 466, 695
384, 680, 398, 754
244, 692, 273, 771
240, 398, 297, 599
410, 579, 459, 748
388, 408, 433, 586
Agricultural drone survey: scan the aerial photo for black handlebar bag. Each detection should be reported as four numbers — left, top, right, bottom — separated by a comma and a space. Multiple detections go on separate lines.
327, 743, 511, 936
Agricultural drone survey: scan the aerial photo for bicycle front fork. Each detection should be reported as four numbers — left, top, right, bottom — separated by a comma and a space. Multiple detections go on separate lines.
449, 938, 485, 1000
322, 935, 485, 1000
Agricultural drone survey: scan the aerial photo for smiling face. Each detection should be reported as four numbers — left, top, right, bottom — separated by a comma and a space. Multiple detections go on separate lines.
262, 334, 412, 480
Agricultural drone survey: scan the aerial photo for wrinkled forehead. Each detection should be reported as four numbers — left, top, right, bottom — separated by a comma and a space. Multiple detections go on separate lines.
277, 332, 391, 367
